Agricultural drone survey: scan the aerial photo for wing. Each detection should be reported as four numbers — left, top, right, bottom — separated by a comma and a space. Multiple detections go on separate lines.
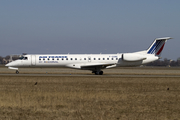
66, 63, 116, 70
81, 63, 116, 70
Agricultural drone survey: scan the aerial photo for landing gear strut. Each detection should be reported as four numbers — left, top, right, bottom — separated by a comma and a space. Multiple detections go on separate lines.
16, 70, 19, 74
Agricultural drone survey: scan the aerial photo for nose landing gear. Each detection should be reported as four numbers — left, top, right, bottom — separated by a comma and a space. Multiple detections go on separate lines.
16, 70, 19, 74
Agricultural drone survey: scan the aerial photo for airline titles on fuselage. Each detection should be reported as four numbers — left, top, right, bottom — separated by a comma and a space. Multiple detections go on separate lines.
39, 56, 67, 58
39, 56, 67, 63
39, 55, 118, 63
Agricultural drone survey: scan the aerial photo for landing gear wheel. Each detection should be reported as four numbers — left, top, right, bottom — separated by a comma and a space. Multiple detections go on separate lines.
99, 71, 103, 75
95, 71, 99, 75
93, 71, 103, 75
16, 70, 19, 74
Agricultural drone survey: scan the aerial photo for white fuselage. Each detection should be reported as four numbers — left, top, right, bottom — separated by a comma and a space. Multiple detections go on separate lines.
6, 53, 158, 70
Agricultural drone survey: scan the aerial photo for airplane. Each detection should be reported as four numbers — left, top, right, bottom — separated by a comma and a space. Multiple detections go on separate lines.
5, 37, 172, 75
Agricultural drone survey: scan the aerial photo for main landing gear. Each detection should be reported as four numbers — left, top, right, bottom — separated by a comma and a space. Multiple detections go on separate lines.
16, 70, 19, 74
92, 71, 103, 75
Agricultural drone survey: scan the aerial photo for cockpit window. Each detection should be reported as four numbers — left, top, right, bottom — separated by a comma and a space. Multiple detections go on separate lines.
19, 57, 24, 60
18, 56, 28, 60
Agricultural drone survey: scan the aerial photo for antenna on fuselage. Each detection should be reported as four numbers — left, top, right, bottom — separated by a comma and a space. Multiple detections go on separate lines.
22, 53, 27, 55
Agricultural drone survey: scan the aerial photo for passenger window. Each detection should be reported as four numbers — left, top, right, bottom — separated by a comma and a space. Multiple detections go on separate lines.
84, 58, 86, 60
107, 58, 109, 60
116, 58, 118, 60
52, 58, 54, 60
75, 58, 77, 60
112, 58, 113, 60
39, 59, 41, 60
48, 58, 49, 60
62, 58, 64, 60
71, 58, 73, 60
94, 58, 96, 60
24, 57, 28, 60
66, 58, 68, 60
98, 58, 100, 60
103, 58, 105, 60
43, 58, 45, 60
57, 58, 59, 60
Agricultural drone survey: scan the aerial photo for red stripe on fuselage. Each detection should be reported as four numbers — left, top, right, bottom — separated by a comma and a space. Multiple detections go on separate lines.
156, 43, 165, 55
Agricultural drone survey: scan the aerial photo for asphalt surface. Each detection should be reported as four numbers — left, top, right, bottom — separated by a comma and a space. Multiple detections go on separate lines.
1, 73, 180, 78
1, 67, 180, 77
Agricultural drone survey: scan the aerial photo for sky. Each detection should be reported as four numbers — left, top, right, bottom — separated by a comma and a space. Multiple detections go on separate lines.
0, 1, 180, 60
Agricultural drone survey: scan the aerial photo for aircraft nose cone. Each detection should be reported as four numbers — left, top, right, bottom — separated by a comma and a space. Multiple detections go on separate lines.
5, 63, 10, 67
5, 62, 15, 67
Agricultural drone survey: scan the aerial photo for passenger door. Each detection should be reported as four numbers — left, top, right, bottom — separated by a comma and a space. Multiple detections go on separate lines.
31, 55, 36, 66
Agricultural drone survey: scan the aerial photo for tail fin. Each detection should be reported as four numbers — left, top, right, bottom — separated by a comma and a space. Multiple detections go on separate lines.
147, 37, 172, 56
